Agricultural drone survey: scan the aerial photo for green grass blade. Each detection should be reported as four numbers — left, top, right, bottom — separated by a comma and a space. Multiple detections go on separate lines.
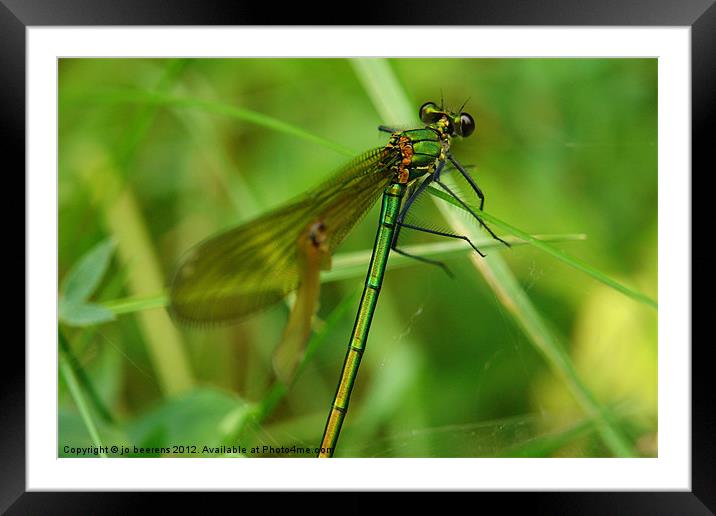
351, 57, 636, 457
59, 331, 108, 456
73, 62, 195, 396
58, 330, 116, 424
99, 235, 584, 317
103, 293, 168, 315
324, 233, 585, 282
351, 59, 415, 127
81, 158, 194, 396
66, 88, 356, 157
114, 59, 189, 170
427, 186, 657, 309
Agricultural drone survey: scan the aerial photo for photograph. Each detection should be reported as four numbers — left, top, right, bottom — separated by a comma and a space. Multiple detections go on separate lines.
57, 57, 658, 459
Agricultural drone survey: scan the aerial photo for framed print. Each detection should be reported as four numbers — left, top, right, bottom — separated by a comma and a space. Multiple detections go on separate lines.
6, 0, 708, 512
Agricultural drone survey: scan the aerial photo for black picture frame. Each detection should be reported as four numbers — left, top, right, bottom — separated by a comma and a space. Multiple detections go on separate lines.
6, 0, 707, 512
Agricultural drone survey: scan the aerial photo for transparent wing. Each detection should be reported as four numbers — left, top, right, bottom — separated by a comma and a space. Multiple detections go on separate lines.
169, 148, 397, 325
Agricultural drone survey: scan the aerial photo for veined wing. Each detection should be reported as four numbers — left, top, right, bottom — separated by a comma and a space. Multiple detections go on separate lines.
169, 147, 398, 325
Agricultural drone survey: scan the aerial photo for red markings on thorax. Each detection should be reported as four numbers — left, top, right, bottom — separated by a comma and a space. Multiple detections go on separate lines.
396, 135, 413, 184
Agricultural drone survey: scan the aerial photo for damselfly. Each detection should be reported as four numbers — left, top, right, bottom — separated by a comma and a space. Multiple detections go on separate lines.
169, 101, 509, 457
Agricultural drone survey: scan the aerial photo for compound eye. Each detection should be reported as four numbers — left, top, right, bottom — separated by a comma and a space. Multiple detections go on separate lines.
459, 113, 475, 137
445, 119, 455, 135
419, 101, 441, 123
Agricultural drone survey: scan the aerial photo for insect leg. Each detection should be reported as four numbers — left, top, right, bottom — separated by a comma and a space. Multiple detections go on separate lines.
391, 246, 454, 278
434, 179, 511, 248
389, 168, 455, 276
378, 125, 399, 134
392, 160, 449, 249
447, 154, 485, 211
393, 215, 495, 277
399, 222, 486, 258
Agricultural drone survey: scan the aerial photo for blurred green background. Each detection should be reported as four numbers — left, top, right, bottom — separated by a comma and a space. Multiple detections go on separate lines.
58, 58, 657, 458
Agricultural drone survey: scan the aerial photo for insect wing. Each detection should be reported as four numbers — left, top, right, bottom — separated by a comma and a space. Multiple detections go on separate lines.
169, 148, 396, 324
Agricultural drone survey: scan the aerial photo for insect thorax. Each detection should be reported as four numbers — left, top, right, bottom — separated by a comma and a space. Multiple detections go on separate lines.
387, 127, 449, 184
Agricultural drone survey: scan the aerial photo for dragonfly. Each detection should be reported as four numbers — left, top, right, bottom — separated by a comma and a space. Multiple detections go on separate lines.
169, 101, 510, 457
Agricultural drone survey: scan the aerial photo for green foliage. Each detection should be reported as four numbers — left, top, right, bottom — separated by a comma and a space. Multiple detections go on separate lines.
58, 58, 657, 458
426, 186, 657, 309
126, 388, 249, 456
59, 238, 116, 326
